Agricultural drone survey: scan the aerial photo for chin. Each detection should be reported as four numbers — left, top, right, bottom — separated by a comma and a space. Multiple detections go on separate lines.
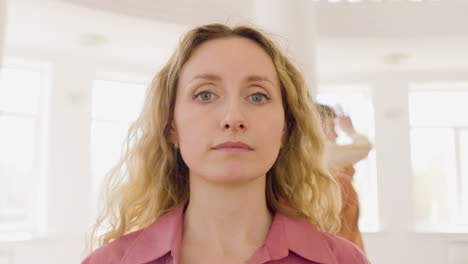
206, 168, 265, 186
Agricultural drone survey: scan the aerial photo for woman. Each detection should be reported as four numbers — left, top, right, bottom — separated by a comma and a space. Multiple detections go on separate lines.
83, 24, 369, 264
318, 104, 373, 170
316, 103, 373, 254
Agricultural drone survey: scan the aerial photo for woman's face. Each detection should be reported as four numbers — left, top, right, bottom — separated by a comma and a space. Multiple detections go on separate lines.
172, 36, 285, 185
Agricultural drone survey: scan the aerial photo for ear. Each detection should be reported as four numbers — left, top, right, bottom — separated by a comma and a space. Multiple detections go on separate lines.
168, 120, 178, 145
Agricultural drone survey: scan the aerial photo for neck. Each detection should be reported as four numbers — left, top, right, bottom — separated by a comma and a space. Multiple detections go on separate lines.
182, 175, 273, 255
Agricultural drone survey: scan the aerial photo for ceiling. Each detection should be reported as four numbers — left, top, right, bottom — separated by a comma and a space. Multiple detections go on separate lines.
4, 0, 468, 73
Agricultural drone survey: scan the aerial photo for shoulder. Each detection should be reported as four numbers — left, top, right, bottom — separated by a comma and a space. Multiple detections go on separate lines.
82, 203, 186, 264
278, 212, 369, 264
320, 232, 370, 264
81, 230, 143, 264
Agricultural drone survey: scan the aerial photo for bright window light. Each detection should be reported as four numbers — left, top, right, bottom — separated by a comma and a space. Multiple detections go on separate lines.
90, 80, 146, 196
0, 67, 43, 240
409, 84, 468, 232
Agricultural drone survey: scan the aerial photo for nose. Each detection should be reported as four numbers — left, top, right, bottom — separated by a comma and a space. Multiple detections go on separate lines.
221, 99, 247, 132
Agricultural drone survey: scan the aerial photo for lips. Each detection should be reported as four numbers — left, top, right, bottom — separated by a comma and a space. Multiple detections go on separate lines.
213, 141, 253, 152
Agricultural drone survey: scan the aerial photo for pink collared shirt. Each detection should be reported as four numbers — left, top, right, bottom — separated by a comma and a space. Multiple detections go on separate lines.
83, 202, 369, 264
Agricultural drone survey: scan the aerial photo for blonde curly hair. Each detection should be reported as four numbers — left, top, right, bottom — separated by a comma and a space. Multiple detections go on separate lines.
88, 23, 341, 251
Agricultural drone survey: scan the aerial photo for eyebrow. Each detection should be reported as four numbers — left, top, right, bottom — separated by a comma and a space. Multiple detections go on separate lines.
190, 74, 275, 86
245, 75, 274, 86
190, 74, 222, 82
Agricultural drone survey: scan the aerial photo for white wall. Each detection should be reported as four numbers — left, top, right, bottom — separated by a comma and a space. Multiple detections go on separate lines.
0, 0, 6, 65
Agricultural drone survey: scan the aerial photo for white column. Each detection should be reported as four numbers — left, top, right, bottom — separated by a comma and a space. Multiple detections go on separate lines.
0, 0, 6, 66
47, 57, 94, 237
372, 76, 413, 232
371, 75, 415, 263
253, 0, 318, 96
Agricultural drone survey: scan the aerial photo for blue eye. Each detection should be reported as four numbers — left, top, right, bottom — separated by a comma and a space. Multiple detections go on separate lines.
195, 91, 214, 102
250, 93, 269, 104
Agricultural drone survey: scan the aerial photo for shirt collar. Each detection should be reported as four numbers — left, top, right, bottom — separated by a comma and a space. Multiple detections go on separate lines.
121, 201, 336, 264
121, 202, 185, 264
276, 213, 337, 264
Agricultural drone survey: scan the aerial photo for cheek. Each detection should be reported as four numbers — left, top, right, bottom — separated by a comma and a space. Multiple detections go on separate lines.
257, 111, 285, 150
254, 114, 285, 174
174, 105, 216, 154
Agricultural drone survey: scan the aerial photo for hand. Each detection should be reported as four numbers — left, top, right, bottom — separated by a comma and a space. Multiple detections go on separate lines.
342, 166, 356, 177
337, 116, 356, 135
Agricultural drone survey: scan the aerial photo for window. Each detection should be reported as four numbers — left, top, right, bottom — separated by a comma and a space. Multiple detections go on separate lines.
0, 66, 45, 240
409, 83, 468, 232
316, 84, 379, 232
90, 80, 146, 198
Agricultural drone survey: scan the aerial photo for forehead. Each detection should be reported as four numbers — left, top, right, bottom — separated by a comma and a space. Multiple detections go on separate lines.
179, 36, 279, 85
